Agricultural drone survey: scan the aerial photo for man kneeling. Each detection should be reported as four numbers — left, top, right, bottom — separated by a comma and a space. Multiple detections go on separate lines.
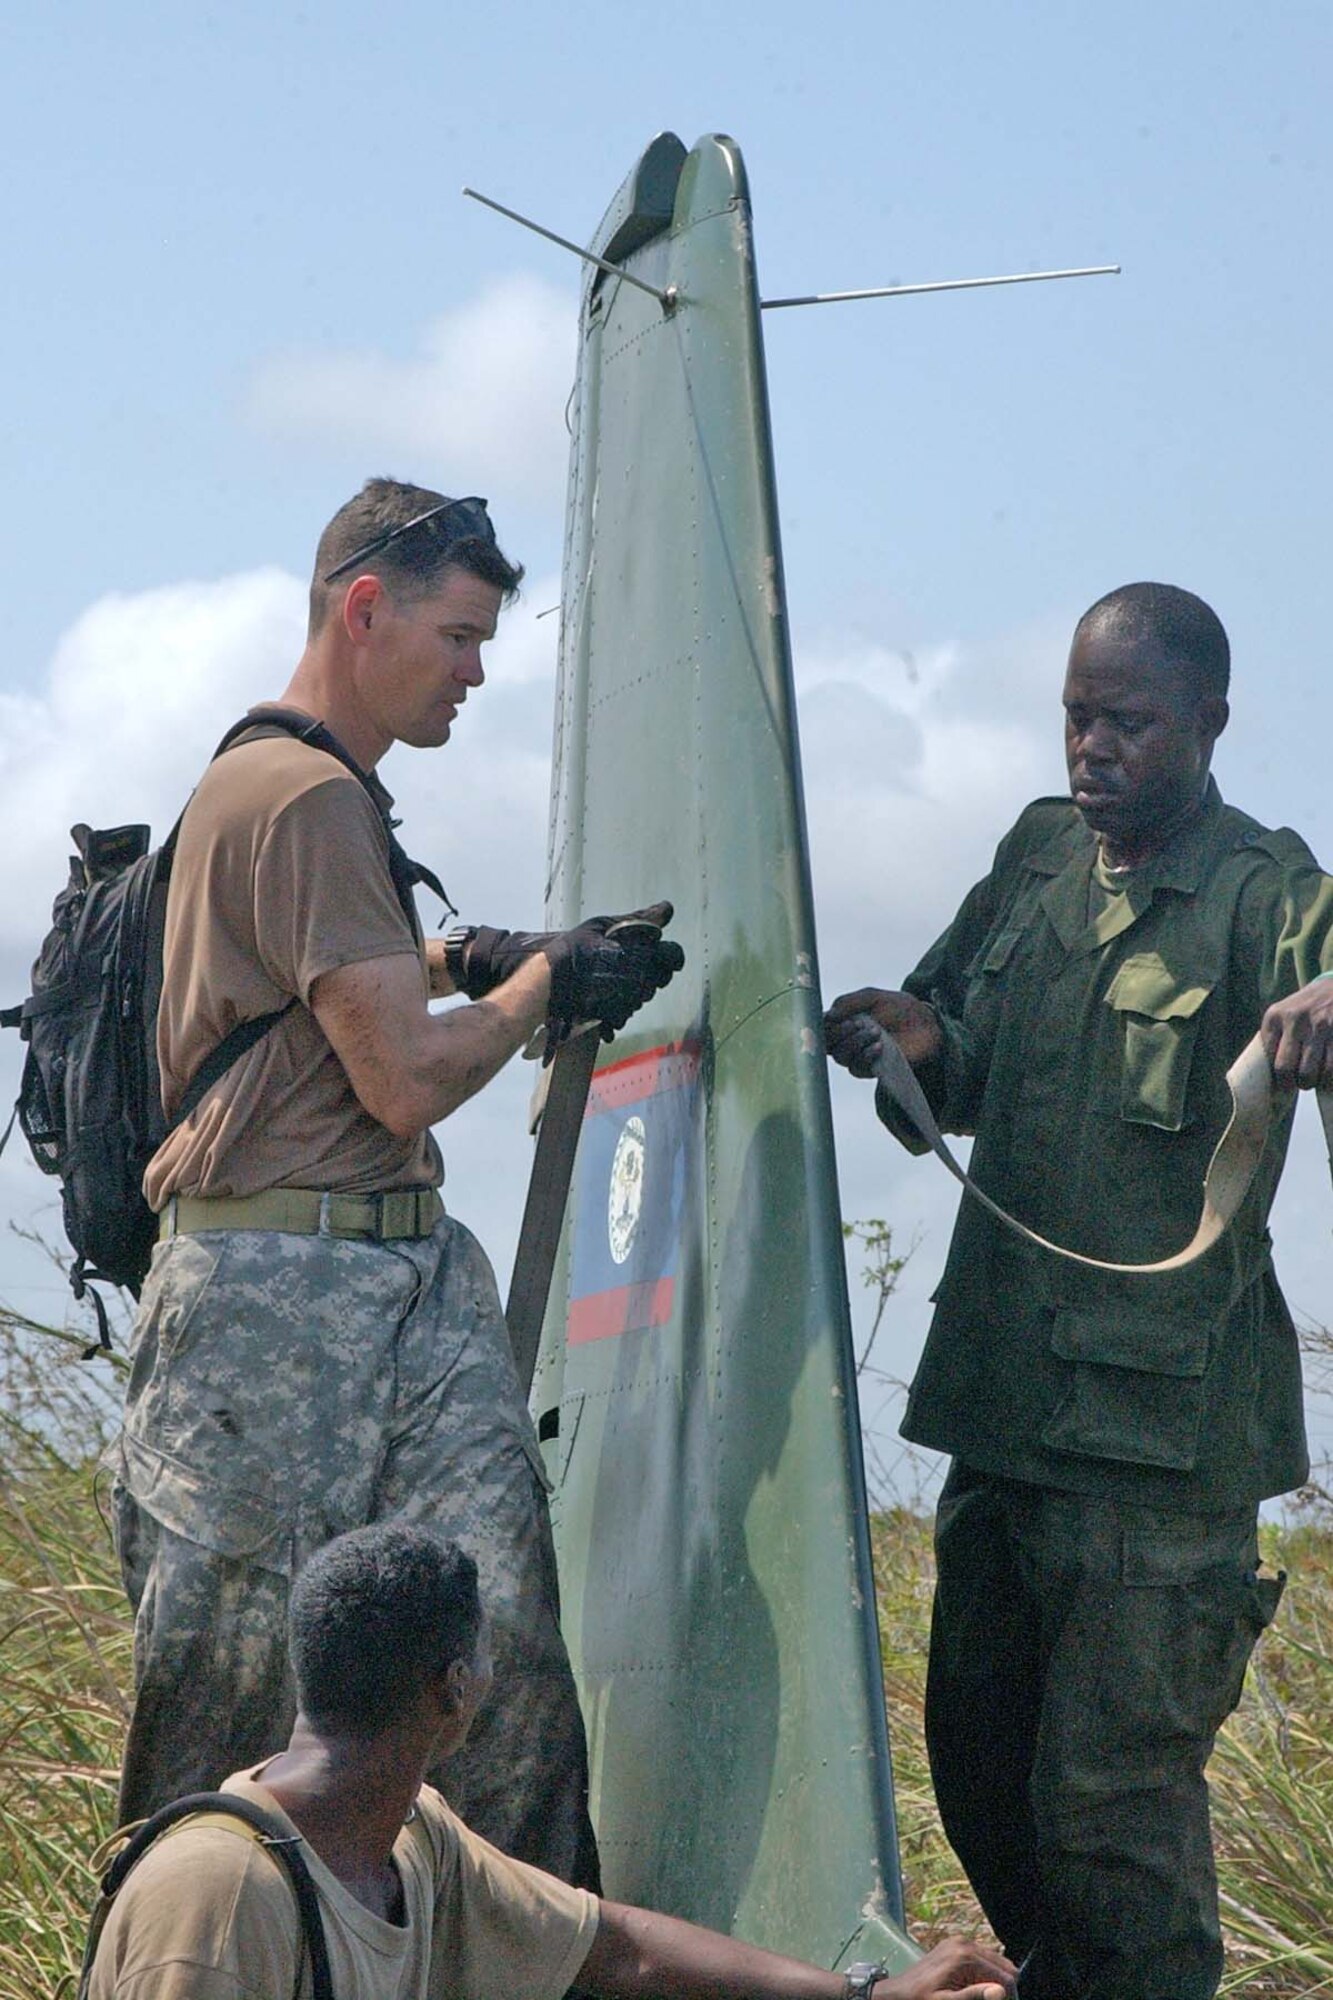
88, 1523, 1013, 2000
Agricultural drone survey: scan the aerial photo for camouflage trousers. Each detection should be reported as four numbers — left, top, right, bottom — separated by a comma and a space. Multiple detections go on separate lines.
108, 1214, 599, 1889
926, 1461, 1282, 2000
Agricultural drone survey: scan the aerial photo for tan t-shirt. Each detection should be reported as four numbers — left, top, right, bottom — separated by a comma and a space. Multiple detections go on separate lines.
146, 729, 441, 1207
87, 1771, 600, 2000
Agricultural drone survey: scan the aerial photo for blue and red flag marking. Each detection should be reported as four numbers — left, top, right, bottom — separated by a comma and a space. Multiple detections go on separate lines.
567, 1043, 702, 1347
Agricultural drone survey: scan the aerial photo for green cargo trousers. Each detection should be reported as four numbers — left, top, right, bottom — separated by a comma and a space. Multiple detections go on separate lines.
108, 1214, 599, 1889
925, 1461, 1282, 2000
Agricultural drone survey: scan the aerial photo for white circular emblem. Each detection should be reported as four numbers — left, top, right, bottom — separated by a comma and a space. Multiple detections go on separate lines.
608, 1115, 647, 1266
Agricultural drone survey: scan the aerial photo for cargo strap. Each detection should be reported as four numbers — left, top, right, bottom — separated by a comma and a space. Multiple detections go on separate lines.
160, 1186, 442, 1243
506, 1026, 601, 1396
873, 1024, 1333, 1275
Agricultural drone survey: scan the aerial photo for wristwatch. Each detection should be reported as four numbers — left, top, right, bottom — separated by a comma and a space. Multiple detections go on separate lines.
442, 925, 478, 991
843, 1962, 887, 2000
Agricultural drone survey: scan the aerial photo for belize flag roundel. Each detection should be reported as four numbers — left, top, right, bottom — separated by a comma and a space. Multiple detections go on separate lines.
567, 1042, 702, 1346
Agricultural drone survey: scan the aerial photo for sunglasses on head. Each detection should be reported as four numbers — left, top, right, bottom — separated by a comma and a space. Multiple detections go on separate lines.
323, 495, 494, 583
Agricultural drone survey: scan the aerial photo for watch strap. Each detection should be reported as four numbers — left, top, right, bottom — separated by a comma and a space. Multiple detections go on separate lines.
443, 924, 478, 992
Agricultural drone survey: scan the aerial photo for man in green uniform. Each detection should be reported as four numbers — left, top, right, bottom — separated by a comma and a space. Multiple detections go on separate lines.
825, 582, 1333, 2000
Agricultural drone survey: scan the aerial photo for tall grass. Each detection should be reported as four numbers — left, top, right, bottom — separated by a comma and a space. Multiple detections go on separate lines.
3, 1299, 1333, 1995
872, 1505, 1333, 1996
0, 1313, 127, 1999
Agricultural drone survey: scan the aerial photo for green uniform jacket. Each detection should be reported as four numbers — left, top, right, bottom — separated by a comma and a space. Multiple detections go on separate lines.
891, 780, 1333, 1509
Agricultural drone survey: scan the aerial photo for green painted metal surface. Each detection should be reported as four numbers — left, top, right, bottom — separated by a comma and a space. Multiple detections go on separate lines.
530, 132, 915, 1972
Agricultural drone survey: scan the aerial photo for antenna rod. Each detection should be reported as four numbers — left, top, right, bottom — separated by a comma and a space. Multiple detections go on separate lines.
463, 186, 674, 308
761, 264, 1120, 311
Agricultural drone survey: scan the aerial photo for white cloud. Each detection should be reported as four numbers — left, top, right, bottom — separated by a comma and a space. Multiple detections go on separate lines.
246, 275, 577, 507
0, 571, 307, 956
795, 623, 1066, 973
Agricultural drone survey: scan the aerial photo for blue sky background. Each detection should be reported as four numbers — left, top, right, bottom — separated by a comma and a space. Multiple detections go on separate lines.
3, 0, 1331, 1489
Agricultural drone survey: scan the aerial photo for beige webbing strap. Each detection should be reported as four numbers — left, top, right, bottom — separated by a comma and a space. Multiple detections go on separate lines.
872, 1024, 1333, 1276
90, 1807, 279, 1875
79, 1807, 315, 2000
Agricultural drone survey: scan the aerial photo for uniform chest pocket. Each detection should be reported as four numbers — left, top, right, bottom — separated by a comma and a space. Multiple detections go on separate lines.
1103, 952, 1215, 1131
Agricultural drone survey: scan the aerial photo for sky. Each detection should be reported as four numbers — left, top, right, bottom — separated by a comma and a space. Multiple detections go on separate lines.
2, 0, 1332, 1491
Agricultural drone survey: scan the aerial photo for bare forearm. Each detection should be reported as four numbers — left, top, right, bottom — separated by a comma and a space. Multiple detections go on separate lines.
424, 938, 457, 1000
415, 956, 549, 1121
311, 951, 550, 1136
580, 1905, 1014, 2000
317, 906, 683, 1140
583, 1903, 839, 2000
1261, 969, 1333, 1089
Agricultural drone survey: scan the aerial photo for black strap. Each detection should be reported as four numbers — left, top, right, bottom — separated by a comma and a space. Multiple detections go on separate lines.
79, 1791, 335, 2000
219, 707, 457, 930
0, 1012, 27, 1168
171, 1001, 297, 1130
70, 1258, 115, 1359
19, 969, 106, 1020
170, 706, 453, 1124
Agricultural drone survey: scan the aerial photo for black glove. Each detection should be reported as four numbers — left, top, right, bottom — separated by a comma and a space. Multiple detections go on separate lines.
446, 924, 557, 1001
544, 902, 685, 1058
448, 910, 682, 1001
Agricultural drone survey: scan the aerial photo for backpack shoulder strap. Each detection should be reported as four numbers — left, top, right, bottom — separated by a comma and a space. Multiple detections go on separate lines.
168, 1000, 297, 1131
162, 711, 356, 1127
217, 708, 456, 926
79, 1791, 334, 2000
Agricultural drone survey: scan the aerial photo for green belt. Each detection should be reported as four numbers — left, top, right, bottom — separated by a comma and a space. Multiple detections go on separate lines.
159, 1186, 443, 1244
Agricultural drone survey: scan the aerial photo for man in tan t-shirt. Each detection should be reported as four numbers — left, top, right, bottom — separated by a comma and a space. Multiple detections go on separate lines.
88, 1523, 1013, 2000
107, 478, 682, 1888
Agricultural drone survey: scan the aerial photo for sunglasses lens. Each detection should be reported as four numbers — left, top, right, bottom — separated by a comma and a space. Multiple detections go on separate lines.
439, 498, 493, 544
324, 496, 494, 582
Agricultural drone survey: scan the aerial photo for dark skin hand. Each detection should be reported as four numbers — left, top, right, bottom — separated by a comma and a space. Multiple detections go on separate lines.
824, 988, 943, 1076
1261, 975, 1333, 1091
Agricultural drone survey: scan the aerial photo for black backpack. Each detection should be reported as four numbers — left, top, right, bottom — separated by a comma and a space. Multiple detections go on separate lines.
1, 708, 450, 1353
77, 1790, 335, 2000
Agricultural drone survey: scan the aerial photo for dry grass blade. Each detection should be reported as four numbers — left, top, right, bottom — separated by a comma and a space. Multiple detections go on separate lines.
1207, 1515, 1333, 1994
0, 1476, 129, 1727
0, 1314, 129, 1995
